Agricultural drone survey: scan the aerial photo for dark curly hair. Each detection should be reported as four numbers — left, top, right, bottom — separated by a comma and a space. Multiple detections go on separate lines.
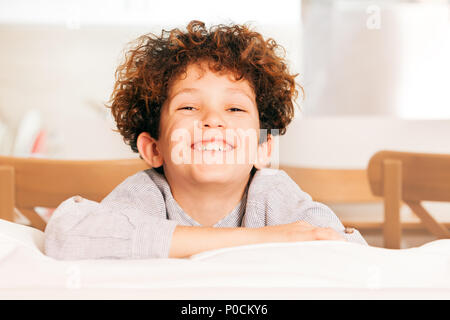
107, 20, 301, 156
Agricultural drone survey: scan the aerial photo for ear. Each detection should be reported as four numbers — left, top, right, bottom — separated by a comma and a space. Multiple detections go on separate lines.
254, 134, 272, 170
137, 132, 164, 168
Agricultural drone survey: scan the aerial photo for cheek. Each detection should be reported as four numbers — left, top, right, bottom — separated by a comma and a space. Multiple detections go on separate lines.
236, 119, 261, 144
229, 113, 259, 129
161, 122, 194, 156
160, 115, 186, 140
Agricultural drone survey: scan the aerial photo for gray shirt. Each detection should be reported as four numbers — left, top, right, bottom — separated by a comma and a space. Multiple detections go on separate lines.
44, 168, 367, 260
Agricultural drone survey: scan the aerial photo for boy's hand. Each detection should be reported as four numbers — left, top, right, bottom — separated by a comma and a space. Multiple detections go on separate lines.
259, 221, 346, 243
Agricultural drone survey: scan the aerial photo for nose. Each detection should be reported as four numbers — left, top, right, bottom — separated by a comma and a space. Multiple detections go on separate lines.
200, 109, 225, 128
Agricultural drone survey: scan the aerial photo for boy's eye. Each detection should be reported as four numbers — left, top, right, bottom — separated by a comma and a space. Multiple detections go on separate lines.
178, 106, 244, 112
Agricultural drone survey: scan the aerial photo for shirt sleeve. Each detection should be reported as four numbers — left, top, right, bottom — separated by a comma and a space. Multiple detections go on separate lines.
44, 171, 178, 260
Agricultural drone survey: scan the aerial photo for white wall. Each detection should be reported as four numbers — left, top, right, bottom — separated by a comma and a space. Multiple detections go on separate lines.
278, 116, 450, 169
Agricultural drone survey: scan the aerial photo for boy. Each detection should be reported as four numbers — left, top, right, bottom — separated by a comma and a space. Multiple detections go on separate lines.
45, 20, 367, 260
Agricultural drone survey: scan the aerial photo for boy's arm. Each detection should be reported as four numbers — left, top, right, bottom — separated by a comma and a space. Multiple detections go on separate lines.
169, 226, 261, 258
169, 221, 346, 258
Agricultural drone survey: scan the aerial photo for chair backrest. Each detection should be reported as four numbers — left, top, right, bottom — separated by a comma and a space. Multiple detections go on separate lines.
280, 165, 380, 203
368, 150, 450, 202
0, 156, 149, 230
367, 150, 450, 248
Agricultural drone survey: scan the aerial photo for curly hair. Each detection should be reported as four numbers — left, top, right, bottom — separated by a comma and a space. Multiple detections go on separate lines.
107, 20, 301, 155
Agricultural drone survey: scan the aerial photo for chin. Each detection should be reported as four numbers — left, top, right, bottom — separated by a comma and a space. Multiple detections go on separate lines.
189, 164, 236, 183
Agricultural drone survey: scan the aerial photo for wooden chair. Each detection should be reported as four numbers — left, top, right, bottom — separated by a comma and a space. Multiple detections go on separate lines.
0, 156, 149, 231
279, 165, 382, 229
367, 150, 450, 249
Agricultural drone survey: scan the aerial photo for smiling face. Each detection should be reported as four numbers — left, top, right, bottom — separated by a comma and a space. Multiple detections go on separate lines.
137, 61, 272, 186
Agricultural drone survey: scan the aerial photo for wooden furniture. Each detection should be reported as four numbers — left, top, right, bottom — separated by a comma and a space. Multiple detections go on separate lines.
280, 166, 379, 204
0, 156, 149, 231
367, 150, 450, 249
280, 165, 382, 229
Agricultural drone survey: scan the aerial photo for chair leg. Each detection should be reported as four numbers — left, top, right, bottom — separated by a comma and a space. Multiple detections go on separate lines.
383, 159, 402, 249
0, 166, 15, 222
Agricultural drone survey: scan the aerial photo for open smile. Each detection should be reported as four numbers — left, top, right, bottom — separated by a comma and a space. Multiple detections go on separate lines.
191, 139, 235, 152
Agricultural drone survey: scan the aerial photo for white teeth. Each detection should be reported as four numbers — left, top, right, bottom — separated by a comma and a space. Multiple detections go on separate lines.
194, 142, 232, 152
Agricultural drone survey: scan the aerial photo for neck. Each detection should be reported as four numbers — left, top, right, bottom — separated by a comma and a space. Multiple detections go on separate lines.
165, 170, 253, 226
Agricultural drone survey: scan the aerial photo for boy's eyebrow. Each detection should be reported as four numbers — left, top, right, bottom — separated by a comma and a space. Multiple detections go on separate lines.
168, 88, 199, 100
225, 88, 256, 102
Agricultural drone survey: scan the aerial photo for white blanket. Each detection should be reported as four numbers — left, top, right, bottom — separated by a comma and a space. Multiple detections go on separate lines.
0, 219, 449, 299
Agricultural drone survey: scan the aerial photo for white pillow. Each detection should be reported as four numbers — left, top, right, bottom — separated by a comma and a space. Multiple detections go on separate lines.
0, 218, 44, 253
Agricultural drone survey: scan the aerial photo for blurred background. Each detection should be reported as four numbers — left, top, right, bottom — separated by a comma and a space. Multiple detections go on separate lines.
0, 0, 449, 246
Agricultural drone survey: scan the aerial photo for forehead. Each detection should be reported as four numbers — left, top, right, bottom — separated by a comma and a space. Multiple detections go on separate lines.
167, 62, 255, 98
